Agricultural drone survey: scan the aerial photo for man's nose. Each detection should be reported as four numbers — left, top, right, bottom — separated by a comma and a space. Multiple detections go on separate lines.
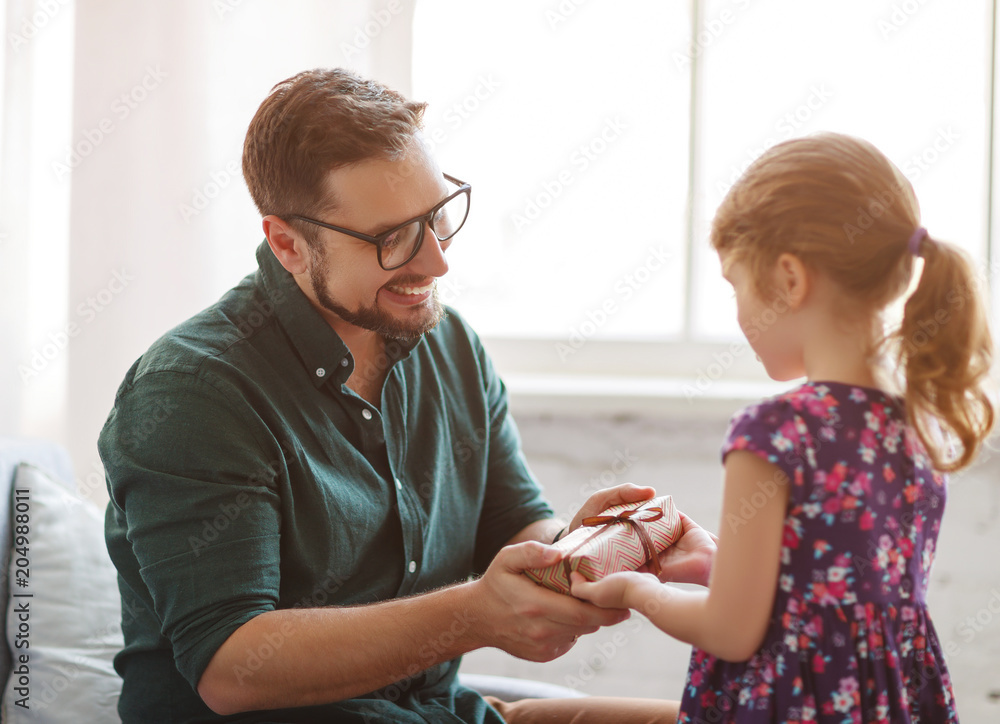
408, 223, 449, 277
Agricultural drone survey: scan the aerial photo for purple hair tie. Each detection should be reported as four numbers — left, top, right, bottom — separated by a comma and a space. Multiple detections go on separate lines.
908, 227, 928, 256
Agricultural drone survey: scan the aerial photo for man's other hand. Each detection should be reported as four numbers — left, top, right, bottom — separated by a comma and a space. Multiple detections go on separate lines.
467, 541, 630, 662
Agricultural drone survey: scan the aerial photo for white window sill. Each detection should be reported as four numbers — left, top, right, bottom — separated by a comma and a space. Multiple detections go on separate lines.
484, 337, 786, 419
504, 373, 786, 419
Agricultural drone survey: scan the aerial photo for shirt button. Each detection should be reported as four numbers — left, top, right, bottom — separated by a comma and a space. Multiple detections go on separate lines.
340, 358, 349, 367
361, 409, 373, 421
315, 367, 326, 378
394, 477, 403, 491
408, 561, 417, 573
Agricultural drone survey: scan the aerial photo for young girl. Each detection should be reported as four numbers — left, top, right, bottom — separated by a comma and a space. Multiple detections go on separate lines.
571, 132, 994, 723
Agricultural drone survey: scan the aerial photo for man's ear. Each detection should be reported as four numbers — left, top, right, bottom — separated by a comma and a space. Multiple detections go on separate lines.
773, 252, 809, 309
262, 215, 311, 275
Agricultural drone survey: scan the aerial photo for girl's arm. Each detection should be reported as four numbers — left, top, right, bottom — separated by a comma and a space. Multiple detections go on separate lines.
570, 450, 788, 662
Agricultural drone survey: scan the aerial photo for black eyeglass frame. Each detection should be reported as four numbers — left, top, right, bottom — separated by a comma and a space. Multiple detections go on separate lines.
287, 173, 471, 271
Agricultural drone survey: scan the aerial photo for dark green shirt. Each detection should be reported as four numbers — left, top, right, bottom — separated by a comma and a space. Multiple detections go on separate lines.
100, 241, 553, 723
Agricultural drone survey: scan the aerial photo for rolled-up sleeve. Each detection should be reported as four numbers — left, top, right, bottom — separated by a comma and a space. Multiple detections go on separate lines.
101, 367, 284, 690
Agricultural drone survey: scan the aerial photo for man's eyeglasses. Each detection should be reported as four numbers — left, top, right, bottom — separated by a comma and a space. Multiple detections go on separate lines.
288, 174, 471, 271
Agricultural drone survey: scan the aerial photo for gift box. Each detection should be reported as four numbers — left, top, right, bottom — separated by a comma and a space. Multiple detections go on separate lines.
525, 496, 680, 595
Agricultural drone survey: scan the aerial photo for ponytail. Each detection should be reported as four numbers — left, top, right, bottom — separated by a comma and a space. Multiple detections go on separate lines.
895, 238, 994, 471
710, 132, 994, 469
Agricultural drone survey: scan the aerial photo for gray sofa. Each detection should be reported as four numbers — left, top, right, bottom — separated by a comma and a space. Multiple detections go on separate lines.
0, 437, 76, 688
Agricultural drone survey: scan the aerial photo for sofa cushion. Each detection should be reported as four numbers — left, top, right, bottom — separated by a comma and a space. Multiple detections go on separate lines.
458, 673, 588, 701
0, 439, 74, 692
2, 463, 122, 722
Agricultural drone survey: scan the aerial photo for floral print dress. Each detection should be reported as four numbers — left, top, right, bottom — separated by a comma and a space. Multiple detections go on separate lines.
678, 382, 958, 723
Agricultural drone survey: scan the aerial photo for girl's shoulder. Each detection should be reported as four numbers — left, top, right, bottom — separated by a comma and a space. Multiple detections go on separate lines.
724, 381, 907, 456
735, 380, 902, 423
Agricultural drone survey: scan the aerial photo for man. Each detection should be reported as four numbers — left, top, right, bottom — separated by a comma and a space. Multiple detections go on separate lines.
100, 68, 707, 723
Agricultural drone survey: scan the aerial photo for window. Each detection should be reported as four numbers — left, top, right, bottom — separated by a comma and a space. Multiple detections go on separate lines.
413, 0, 995, 392
413, 1, 692, 343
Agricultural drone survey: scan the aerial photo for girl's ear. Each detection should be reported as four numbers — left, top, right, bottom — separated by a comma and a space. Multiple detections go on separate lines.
773, 252, 809, 310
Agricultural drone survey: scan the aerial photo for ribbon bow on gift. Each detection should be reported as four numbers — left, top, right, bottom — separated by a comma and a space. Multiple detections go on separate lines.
562, 504, 664, 582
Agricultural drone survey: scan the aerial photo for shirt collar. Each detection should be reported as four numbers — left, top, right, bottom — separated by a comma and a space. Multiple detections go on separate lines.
254, 240, 422, 388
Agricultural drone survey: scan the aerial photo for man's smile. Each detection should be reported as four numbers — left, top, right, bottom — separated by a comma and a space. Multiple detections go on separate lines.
385, 280, 435, 296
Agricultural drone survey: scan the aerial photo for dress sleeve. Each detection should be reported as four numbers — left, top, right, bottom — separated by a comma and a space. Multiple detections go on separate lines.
100, 367, 285, 691
721, 397, 814, 498
463, 325, 554, 573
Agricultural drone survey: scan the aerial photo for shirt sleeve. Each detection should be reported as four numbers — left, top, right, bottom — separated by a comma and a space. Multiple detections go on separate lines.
463, 325, 554, 573
100, 366, 285, 691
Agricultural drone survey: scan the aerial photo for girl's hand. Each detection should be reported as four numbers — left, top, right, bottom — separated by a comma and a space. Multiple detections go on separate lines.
645, 511, 718, 586
569, 570, 656, 610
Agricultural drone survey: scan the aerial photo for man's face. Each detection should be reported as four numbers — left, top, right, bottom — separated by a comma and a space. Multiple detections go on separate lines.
303, 142, 453, 341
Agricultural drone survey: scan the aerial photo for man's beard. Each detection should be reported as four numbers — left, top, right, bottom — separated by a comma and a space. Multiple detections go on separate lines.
309, 250, 445, 341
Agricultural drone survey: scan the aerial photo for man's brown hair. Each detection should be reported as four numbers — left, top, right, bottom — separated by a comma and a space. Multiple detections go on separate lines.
242, 68, 427, 237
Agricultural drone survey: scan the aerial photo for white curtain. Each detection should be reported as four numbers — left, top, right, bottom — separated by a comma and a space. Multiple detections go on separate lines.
1, 0, 416, 501
1, 0, 75, 451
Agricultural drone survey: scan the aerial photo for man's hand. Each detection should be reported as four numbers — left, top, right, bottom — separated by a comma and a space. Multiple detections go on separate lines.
566, 483, 656, 537
468, 541, 630, 662
646, 511, 718, 586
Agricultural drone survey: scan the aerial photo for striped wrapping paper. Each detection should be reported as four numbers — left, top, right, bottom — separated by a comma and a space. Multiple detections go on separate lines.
524, 496, 680, 595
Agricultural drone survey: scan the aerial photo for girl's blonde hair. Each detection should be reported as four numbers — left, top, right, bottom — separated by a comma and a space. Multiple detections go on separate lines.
711, 132, 994, 471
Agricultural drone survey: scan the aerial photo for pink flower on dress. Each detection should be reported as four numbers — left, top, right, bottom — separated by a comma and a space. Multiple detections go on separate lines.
772, 420, 799, 451
883, 420, 902, 452
858, 429, 878, 463
898, 537, 914, 558
806, 396, 830, 417
832, 690, 853, 712
828, 579, 847, 600
839, 677, 859, 695
849, 472, 872, 496
784, 521, 802, 549
827, 462, 847, 490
